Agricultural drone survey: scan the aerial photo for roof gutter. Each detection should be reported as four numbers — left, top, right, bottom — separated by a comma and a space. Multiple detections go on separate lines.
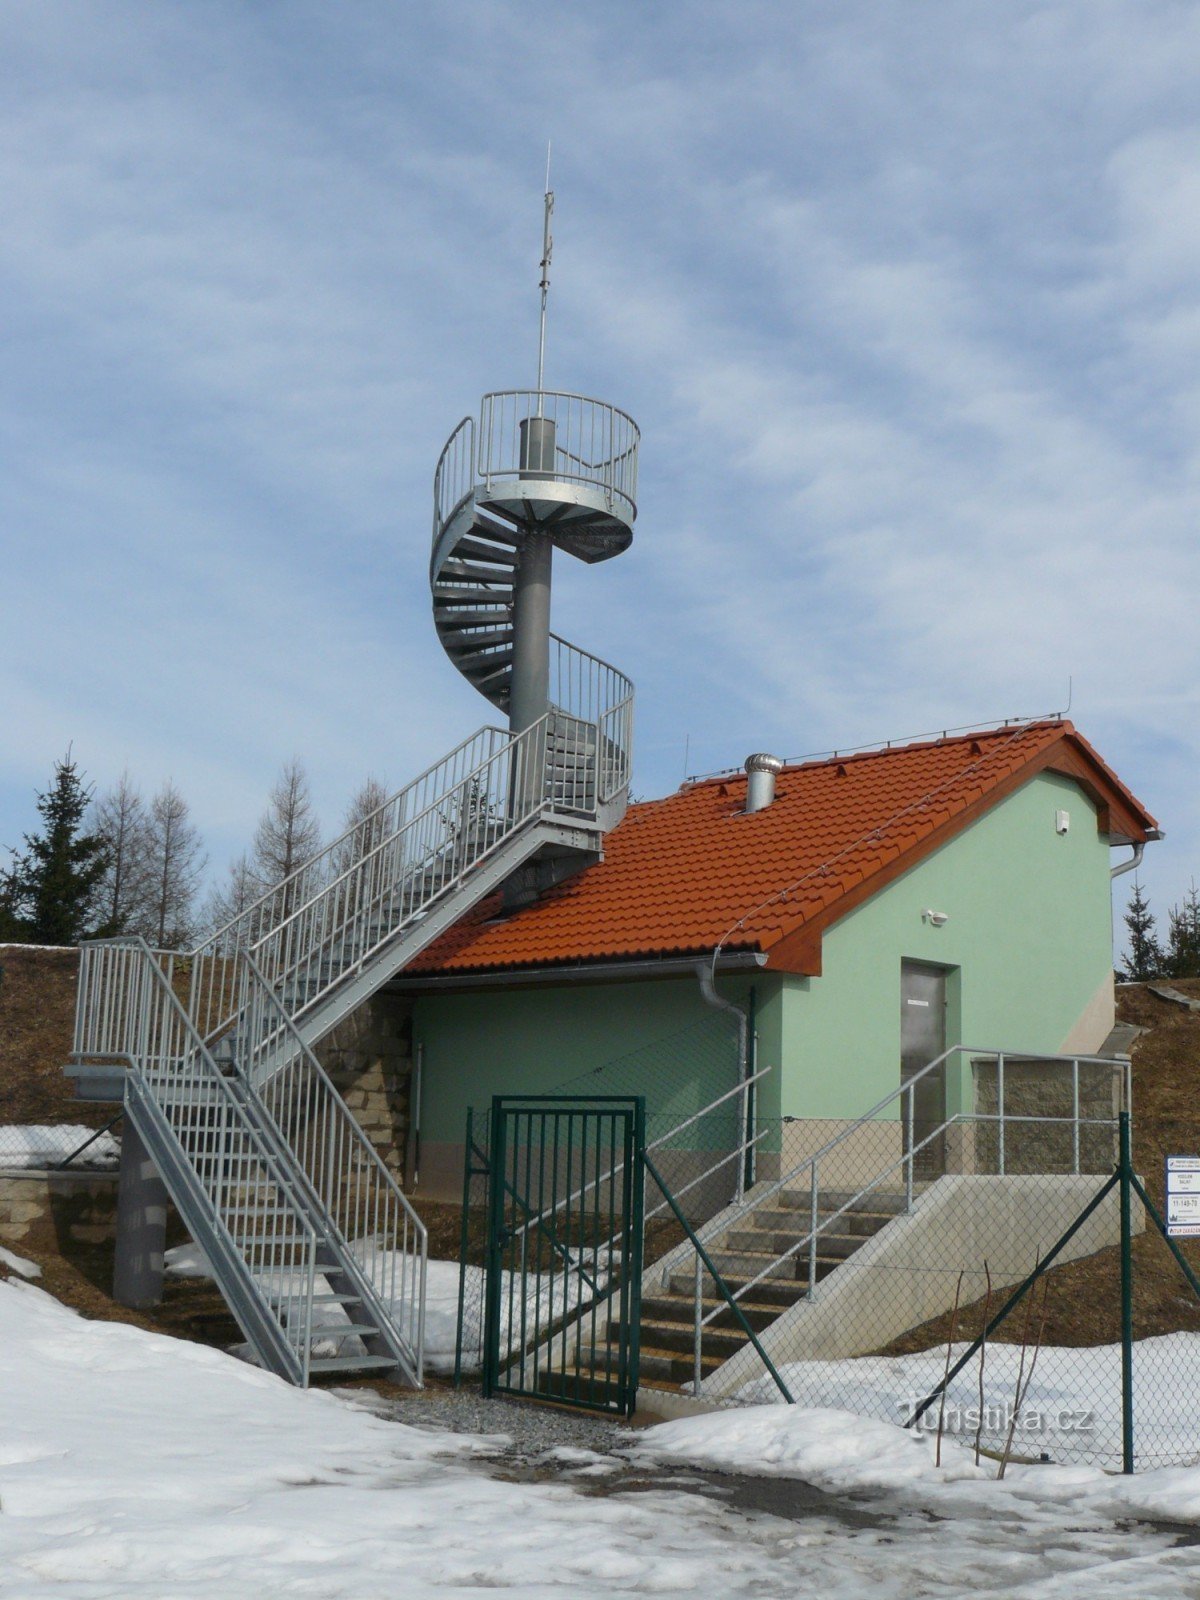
1111, 829, 1165, 880
386, 949, 768, 994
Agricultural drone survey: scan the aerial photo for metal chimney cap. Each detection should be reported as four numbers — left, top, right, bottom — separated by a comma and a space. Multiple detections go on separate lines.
743, 753, 784, 814
744, 753, 785, 775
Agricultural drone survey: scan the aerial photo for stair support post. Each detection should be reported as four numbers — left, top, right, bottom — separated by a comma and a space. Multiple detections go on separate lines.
509, 528, 553, 742
506, 522, 554, 915
113, 1114, 168, 1309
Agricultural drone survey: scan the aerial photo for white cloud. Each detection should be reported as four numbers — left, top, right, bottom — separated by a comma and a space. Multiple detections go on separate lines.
0, 0, 1197, 929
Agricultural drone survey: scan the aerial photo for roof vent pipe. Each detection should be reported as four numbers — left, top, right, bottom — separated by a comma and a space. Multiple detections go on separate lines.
744, 753, 784, 814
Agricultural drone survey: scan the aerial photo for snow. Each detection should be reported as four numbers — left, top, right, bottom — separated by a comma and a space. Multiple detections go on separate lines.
164, 1240, 213, 1278
0, 1244, 41, 1278
639, 1402, 1200, 1555
3, 1277, 1200, 1596
165, 1246, 592, 1376
0, 1123, 121, 1169
733, 1336, 1200, 1471
0, 942, 78, 953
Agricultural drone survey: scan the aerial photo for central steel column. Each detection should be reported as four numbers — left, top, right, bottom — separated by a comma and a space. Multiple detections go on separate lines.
113, 1117, 168, 1308
508, 529, 552, 736
510, 411, 556, 742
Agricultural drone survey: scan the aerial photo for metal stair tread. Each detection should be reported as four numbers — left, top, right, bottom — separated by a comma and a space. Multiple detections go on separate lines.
312, 1321, 383, 1338
308, 1355, 399, 1375
263, 1290, 364, 1306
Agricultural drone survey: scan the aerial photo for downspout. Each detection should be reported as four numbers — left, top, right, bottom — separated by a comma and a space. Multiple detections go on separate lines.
1111, 831, 1164, 880
696, 959, 750, 1203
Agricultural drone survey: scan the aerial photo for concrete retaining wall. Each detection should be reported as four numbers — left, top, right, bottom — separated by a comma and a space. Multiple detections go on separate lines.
703, 1173, 1141, 1398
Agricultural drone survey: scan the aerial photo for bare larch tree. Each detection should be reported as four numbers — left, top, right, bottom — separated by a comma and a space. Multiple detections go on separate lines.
92, 771, 153, 934
144, 780, 207, 948
251, 759, 323, 896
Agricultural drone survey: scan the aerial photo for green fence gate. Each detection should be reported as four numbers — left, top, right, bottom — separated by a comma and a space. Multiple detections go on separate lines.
482, 1095, 645, 1415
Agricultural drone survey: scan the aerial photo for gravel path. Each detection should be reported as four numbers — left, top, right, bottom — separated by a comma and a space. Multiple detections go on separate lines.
358, 1382, 635, 1459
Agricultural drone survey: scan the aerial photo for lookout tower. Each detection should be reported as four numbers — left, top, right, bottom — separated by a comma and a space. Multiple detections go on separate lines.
429, 175, 639, 853
68, 172, 642, 1390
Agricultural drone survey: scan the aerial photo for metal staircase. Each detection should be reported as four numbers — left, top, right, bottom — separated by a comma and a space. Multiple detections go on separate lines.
73, 383, 640, 1386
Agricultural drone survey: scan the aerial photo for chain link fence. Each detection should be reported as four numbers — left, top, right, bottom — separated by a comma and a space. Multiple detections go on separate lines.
0, 1118, 122, 1171
652, 1093, 1200, 1475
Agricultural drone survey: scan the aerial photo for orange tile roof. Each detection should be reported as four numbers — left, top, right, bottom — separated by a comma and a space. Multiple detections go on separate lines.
409, 720, 1157, 978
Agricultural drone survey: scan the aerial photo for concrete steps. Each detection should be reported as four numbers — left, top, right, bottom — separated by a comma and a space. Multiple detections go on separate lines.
627, 1191, 907, 1392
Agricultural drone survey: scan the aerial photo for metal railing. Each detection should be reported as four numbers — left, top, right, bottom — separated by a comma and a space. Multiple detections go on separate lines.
549, 633, 632, 727
198, 724, 512, 967
74, 938, 427, 1384
74, 938, 322, 1384
188, 712, 593, 1056
432, 414, 477, 544
479, 390, 639, 518
237, 953, 426, 1375
684, 1046, 1130, 1373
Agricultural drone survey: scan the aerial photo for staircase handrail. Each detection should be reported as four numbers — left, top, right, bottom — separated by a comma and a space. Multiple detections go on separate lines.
432, 414, 477, 545
73, 936, 322, 1383
548, 632, 633, 724
693, 1046, 1130, 1336
237, 952, 427, 1378
692, 1043, 1128, 1255
191, 708, 604, 1052
196, 724, 513, 963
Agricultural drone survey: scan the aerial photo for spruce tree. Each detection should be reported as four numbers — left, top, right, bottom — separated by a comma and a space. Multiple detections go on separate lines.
10, 752, 112, 944
1166, 881, 1200, 981
1121, 879, 1163, 982
0, 858, 27, 941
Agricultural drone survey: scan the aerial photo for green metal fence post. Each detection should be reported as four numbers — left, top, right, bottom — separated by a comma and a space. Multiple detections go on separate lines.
482, 1098, 508, 1399
1119, 1109, 1135, 1475
453, 1106, 475, 1390
626, 1097, 646, 1414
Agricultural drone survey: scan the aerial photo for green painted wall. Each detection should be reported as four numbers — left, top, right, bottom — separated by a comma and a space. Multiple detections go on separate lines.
777, 771, 1115, 1120
415, 972, 782, 1146
414, 770, 1113, 1142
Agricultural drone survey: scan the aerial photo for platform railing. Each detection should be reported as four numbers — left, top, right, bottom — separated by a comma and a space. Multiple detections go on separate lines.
478, 389, 639, 516
431, 413, 476, 545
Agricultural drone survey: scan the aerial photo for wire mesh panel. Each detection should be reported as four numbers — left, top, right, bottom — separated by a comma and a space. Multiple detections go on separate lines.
481, 1096, 644, 1416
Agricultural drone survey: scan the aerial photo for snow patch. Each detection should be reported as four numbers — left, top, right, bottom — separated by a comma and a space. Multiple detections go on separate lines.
0, 1124, 120, 1170
0, 1245, 41, 1279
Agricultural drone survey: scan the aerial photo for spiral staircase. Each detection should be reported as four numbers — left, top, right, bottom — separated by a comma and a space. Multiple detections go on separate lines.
71, 387, 640, 1386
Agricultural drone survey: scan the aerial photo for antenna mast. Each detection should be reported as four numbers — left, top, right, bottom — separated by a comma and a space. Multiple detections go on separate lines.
536, 143, 554, 400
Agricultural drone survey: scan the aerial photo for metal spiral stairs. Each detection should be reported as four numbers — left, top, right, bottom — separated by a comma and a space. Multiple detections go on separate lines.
70, 386, 639, 1387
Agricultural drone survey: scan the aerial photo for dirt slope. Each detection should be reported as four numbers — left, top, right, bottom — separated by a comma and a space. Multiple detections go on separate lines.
0, 945, 109, 1130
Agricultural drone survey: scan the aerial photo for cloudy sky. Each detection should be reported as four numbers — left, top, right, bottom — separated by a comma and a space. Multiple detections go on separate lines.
2, 1, 1198, 946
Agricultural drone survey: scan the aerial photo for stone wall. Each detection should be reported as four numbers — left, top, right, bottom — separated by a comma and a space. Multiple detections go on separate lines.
972, 1055, 1121, 1174
313, 994, 414, 1181
0, 1170, 118, 1250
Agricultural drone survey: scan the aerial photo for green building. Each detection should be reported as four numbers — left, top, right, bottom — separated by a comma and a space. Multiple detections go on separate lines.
390, 718, 1159, 1198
